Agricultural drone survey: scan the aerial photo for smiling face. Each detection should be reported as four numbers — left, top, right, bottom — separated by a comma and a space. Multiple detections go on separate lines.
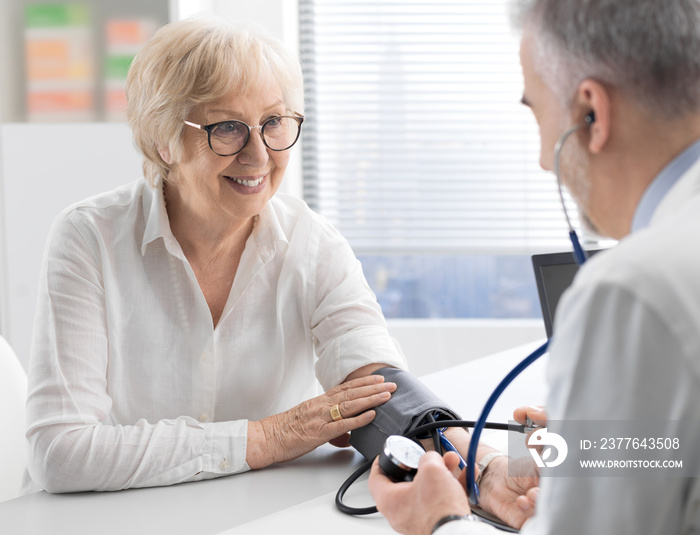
170, 69, 291, 228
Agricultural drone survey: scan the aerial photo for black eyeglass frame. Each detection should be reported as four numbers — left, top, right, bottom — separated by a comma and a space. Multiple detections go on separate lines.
183, 114, 305, 157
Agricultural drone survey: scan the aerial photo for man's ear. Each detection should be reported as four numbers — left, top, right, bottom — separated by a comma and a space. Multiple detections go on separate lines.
158, 146, 172, 165
576, 79, 611, 154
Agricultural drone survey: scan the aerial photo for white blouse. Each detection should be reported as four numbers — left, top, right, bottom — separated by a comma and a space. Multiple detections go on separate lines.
25, 179, 407, 493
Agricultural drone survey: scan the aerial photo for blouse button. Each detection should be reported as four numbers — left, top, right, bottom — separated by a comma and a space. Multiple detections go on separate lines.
199, 413, 209, 422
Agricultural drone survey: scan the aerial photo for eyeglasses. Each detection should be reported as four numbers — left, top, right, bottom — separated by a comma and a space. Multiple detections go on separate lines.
184, 114, 304, 157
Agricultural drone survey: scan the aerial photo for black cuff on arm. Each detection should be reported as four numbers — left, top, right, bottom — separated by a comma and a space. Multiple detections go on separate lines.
349, 367, 461, 460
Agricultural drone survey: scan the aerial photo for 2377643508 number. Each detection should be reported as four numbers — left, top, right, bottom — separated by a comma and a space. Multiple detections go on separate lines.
599, 437, 680, 450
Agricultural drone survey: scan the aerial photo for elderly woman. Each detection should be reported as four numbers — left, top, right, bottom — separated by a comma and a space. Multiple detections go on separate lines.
24, 17, 406, 493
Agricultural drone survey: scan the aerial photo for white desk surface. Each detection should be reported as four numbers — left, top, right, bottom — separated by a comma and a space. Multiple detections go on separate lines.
0, 340, 548, 535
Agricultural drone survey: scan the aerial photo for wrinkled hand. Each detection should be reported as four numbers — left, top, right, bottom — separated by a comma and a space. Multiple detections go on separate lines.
369, 451, 470, 535
247, 375, 396, 468
472, 455, 540, 529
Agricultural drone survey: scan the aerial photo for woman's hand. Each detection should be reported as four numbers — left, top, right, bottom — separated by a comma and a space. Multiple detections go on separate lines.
369, 451, 470, 535
246, 374, 396, 468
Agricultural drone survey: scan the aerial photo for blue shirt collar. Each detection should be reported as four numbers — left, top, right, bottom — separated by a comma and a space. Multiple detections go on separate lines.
632, 138, 700, 232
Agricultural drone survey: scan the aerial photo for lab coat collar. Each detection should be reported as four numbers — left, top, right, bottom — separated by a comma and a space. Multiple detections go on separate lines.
632, 138, 700, 232
651, 148, 700, 227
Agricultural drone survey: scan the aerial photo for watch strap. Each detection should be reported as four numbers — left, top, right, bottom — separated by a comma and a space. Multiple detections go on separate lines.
475, 452, 507, 486
431, 514, 479, 534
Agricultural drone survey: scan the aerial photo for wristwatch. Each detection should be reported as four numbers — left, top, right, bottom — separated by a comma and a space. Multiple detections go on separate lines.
431, 514, 480, 534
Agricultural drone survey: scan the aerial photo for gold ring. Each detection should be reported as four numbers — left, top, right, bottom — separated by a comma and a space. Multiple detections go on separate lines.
330, 403, 343, 421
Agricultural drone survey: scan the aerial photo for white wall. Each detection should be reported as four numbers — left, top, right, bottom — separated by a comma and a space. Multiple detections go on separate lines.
388, 319, 545, 377
1, 123, 142, 367
0, 126, 9, 340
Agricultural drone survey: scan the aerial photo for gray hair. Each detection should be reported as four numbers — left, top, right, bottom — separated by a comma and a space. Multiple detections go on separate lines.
126, 16, 304, 186
512, 0, 700, 119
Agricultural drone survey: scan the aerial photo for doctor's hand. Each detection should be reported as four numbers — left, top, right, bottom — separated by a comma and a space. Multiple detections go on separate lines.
513, 405, 548, 454
474, 455, 540, 529
513, 405, 547, 428
246, 374, 396, 469
369, 451, 470, 535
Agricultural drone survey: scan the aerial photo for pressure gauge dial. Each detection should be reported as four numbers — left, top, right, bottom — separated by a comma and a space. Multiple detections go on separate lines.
379, 435, 426, 482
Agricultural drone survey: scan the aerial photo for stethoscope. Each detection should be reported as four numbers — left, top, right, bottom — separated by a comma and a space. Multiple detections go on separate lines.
336, 113, 594, 530
466, 112, 594, 508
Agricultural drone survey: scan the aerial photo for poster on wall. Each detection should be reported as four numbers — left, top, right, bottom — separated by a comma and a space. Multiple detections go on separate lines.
25, 3, 95, 121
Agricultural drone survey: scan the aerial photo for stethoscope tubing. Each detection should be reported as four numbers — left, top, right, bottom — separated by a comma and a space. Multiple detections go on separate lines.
465, 340, 549, 505
467, 119, 590, 504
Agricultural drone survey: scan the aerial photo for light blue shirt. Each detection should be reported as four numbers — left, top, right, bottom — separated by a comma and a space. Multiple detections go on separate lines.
631, 138, 700, 232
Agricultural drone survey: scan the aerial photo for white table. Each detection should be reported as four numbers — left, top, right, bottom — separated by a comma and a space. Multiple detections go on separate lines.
0, 340, 548, 535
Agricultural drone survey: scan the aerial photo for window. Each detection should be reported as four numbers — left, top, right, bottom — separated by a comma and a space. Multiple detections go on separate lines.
299, 0, 585, 318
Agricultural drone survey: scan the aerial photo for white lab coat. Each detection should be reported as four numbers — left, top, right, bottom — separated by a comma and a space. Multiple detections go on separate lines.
439, 155, 700, 534
522, 157, 700, 533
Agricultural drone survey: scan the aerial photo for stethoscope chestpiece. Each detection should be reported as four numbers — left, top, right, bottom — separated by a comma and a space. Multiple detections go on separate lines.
378, 435, 426, 482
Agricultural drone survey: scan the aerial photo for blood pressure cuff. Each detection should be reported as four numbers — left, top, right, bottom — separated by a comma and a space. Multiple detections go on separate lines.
349, 367, 461, 460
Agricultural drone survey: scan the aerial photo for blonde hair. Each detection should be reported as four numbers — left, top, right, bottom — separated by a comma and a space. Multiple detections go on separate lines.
126, 16, 304, 186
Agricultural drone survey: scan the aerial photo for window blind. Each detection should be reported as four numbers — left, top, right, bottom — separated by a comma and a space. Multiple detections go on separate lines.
299, 0, 583, 255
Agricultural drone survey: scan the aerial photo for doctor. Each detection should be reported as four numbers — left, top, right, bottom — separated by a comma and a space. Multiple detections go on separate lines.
368, 0, 700, 533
